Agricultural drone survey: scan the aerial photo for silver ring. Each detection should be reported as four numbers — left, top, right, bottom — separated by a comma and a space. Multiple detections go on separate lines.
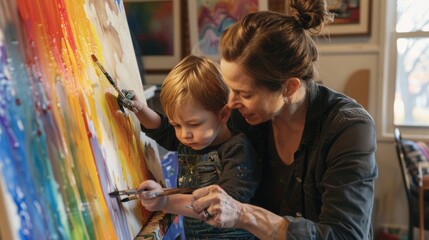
203, 208, 213, 219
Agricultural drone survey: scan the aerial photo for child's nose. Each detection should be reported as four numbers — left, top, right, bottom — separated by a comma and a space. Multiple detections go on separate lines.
182, 128, 192, 138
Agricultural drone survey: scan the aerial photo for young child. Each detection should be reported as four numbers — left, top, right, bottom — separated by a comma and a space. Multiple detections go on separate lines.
119, 55, 260, 239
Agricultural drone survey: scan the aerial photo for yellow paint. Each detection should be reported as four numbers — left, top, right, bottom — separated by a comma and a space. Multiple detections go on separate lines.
16, 0, 151, 238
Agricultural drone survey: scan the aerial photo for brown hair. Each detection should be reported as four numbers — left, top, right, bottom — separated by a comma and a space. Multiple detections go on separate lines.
160, 55, 229, 119
219, 0, 333, 91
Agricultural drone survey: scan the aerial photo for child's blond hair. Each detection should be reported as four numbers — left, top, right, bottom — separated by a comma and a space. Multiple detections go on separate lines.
160, 55, 229, 120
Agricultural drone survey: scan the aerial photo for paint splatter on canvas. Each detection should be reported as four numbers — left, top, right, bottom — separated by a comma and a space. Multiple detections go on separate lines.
0, 0, 152, 239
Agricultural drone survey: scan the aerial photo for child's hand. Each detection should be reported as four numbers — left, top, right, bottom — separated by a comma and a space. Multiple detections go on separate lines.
117, 89, 143, 112
137, 180, 167, 211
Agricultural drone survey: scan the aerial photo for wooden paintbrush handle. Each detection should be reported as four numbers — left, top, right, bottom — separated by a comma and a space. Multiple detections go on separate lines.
142, 187, 196, 198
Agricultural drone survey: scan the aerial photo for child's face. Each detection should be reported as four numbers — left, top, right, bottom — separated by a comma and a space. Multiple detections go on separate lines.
169, 100, 227, 150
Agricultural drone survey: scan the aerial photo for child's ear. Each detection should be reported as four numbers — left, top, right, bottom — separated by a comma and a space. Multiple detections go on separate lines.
219, 106, 231, 122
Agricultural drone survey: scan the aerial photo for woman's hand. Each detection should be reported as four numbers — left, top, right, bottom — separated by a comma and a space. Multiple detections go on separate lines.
191, 185, 244, 228
137, 180, 167, 211
117, 89, 144, 112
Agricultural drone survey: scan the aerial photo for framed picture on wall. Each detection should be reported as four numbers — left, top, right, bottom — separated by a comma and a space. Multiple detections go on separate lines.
124, 0, 181, 73
321, 0, 371, 36
188, 0, 268, 61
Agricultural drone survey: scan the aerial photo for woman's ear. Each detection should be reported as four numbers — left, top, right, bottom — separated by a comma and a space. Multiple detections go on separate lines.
282, 77, 301, 97
219, 106, 231, 123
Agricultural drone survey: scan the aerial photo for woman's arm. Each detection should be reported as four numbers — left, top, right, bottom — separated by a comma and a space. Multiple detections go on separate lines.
191, 185, 288, 240
239, 203, 288, 240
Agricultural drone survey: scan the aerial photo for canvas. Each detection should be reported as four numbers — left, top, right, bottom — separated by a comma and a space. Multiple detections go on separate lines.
0, 0, 155, 239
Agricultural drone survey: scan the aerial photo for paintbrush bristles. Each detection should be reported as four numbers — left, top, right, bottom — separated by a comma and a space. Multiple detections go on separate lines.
91, 54, 107, 78
121, 196, 138, 202
108, 191, 120, 196
91, 54, 98, 62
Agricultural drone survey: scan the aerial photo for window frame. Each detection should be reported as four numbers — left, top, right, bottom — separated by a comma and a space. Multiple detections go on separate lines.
380, 0, 429, 140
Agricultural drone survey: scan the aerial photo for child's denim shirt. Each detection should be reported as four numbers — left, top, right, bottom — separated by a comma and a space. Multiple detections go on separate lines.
177, 151, 222, 189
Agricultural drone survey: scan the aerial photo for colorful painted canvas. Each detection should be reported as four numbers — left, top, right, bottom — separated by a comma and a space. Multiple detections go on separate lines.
0, 0, 154, 239
322, 0, 371, 36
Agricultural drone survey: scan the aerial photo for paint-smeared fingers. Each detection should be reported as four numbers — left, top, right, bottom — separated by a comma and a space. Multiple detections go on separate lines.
137, 180, 160, 197
192, 184, 223, 200
117, 89, 139, 112
117, 94, 127, 107
191, 185, 223, 213
122, 89, 136, 100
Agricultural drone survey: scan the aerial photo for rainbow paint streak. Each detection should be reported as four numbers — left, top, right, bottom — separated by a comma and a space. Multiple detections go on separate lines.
0, 0, 151, 239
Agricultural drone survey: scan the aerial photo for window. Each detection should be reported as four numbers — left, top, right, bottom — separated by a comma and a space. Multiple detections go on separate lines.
391, 0, 429, 127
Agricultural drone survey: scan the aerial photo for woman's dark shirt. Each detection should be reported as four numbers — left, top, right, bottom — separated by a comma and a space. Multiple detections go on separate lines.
229, 83, 378, 240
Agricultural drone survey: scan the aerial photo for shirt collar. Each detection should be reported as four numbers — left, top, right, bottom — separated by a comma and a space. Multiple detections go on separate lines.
300, 82, 322, 148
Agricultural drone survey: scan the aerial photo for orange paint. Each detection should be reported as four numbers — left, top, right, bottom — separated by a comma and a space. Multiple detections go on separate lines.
7, 0, 151, 238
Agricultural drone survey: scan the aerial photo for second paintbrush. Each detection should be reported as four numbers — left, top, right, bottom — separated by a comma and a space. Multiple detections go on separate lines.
91, 54, 138, 113
110, 187, 197, 203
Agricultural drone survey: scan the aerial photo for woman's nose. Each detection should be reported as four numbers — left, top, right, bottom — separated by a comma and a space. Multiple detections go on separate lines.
228, 93, 241, 109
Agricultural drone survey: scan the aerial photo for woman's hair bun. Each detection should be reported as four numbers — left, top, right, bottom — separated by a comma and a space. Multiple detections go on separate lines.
289, 0, 333, 31
298, 12, 313, 30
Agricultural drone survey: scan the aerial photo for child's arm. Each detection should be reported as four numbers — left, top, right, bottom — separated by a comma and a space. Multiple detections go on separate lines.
162, 194, 199, 219
138, 180, 199, 219
119, 89, 161, 129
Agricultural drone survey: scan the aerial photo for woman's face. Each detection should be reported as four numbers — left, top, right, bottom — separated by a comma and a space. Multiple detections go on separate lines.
220, 60, 285, 125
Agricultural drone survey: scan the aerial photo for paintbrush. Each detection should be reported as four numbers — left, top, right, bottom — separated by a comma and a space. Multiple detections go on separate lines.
120, 196, 138, 203
109, 187, 196, 200
91, 54, 138, 113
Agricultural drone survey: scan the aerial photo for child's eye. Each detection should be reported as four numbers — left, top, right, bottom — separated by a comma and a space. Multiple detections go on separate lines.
190, 123, 201, 127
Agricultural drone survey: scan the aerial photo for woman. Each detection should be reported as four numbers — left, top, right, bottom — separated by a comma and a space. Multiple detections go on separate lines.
190, 0, 378, 239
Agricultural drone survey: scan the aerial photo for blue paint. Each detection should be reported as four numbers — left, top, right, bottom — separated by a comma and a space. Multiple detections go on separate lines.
0, 23, 68, 240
